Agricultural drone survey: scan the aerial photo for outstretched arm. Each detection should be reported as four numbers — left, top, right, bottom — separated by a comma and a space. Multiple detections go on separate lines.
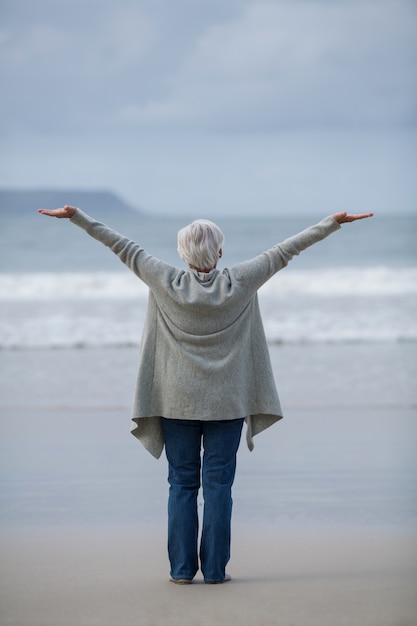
333, 211, 374, 223
234, 210, 374, 289
37, 205, 177, 289
38, 205, 146, 274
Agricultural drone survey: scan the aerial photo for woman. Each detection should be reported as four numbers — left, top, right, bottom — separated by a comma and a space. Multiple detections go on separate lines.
38, 205, 373, 584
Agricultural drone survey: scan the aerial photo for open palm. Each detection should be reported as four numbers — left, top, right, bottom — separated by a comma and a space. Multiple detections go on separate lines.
38, 205, 77, 219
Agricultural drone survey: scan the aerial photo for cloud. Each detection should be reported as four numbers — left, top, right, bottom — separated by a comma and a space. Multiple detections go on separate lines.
0, 0, 248, 134
1, 0, 416, 137
0, 0, 415, 215
0, 2, 159, 134
116, 0, 417, 131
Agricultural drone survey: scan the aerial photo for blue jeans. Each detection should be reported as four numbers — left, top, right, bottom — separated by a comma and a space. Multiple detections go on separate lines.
161, 417, 244, 583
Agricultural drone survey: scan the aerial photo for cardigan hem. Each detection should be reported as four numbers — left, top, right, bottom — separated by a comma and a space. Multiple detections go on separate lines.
130, 413, 284, 459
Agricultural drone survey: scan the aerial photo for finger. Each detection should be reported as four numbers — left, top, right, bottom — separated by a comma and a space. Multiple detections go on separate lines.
348, 213, 374, 221
38, 208, 66, 218
38, 209, 55, 216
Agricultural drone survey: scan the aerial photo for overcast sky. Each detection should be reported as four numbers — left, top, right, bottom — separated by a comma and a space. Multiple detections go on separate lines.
1, 0, 416, 216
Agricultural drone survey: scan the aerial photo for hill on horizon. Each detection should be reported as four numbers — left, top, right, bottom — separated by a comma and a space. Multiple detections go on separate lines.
0, 189, 143, 215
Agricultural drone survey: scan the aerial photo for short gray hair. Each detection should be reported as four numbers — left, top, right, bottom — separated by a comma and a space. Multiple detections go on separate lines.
177, 219, 224, 270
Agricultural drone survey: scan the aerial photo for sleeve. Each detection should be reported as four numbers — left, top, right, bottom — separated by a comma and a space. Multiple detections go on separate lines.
70, 209, 176, 287
233, 216, 341, 289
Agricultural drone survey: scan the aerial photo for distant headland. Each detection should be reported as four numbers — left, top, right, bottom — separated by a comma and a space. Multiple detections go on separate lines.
0, 189, 143, 215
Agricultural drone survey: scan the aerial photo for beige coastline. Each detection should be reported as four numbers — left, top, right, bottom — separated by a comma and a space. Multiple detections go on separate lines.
1, 344, 416, 625
1, 525, 416, 626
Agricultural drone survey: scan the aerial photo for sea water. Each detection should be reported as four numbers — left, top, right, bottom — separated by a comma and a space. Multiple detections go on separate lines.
0, 212, 416, 349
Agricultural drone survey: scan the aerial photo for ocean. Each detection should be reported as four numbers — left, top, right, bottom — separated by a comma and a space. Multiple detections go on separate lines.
0, 210, 416, 530
1, 211, 416, 349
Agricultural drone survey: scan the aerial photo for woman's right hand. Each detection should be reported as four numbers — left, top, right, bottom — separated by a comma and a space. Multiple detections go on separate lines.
38, 205, 77, 219
333, 211, 374, 223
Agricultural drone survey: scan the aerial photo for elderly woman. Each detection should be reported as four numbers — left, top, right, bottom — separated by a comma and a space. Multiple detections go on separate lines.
38, 205, 373, 584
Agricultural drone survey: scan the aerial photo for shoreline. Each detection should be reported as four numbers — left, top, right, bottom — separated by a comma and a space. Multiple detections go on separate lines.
1, 343, 416, 531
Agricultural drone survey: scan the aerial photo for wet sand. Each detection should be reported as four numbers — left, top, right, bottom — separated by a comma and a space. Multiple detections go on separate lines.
1, 525, 416, 626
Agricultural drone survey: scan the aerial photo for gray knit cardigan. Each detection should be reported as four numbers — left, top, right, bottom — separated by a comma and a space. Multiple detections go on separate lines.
71, 210, 340, 458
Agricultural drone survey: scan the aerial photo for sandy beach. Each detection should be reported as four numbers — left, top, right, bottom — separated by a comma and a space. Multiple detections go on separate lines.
1, 343, 416, 625
1, 525, 416, 626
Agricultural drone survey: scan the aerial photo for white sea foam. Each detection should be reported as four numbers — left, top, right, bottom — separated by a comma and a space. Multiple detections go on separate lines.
1, 267, 416, 348
259, 266, 417, 296
1, 272, 148, 301
1, 267, 416, 301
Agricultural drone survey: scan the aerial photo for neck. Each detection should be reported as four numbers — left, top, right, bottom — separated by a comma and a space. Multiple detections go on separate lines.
189, 265, 215, 273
